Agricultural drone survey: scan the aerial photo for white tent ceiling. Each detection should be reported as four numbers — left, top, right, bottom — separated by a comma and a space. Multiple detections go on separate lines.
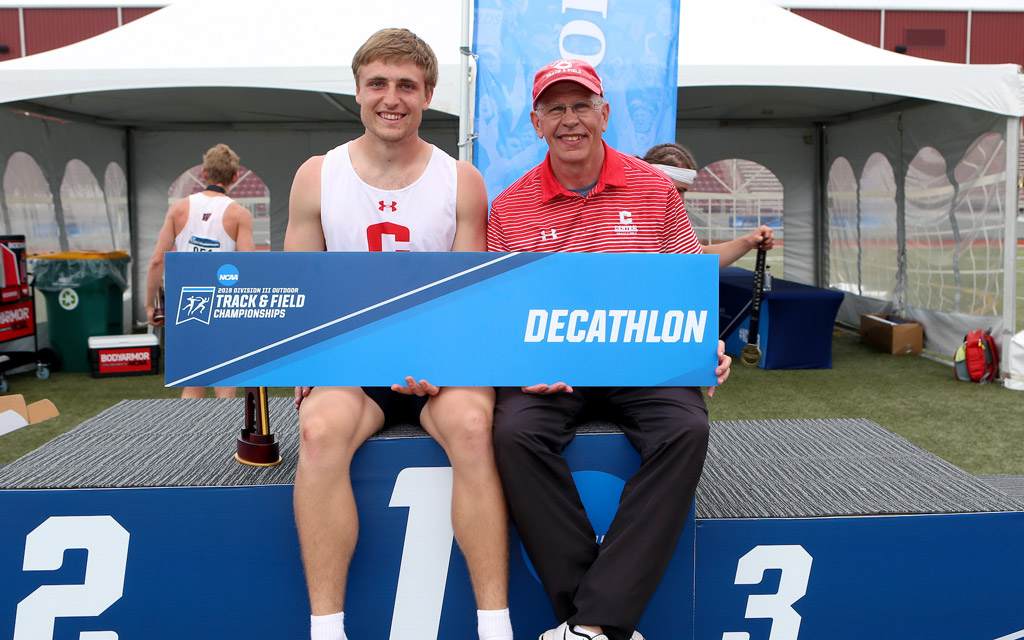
677, 0, 1023, 122
0, 0, 1019, 126
0, 0, 466, 126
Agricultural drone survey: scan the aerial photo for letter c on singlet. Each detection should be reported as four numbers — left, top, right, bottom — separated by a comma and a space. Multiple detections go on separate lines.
367, 222, 412, 252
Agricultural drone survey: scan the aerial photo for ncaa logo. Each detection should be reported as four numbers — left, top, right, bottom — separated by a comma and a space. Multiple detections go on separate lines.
217, 264, 239, 287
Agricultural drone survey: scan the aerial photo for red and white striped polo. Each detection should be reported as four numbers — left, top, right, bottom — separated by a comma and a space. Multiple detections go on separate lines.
487, 142, 703, 255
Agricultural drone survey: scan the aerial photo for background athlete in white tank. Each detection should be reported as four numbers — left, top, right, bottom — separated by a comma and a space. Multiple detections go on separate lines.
284, 27, 512, 640
173, 192, 239, 253
146, 143, 255, 399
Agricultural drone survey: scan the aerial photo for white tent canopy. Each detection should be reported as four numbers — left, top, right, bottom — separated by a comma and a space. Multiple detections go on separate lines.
679, 0, 1023, 119
0, 0, 1020, 360
0, 0, 466, 123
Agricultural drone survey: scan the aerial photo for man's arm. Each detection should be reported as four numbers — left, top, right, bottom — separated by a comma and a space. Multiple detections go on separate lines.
451, 160, 488, 252
226, 203, 256, 251
702, 225, 775, 268
284, 156, 327, 252
145, 200, 186, 326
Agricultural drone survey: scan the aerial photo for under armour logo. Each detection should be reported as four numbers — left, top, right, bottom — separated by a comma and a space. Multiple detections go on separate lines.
540, 228, 559, 241
379, 201, 398, 212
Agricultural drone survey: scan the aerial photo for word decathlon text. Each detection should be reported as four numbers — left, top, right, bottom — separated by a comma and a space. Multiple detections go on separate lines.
525, 309, 708, 343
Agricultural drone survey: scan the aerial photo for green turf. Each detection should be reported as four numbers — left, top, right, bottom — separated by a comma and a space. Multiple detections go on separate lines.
2, 329, 1022, 475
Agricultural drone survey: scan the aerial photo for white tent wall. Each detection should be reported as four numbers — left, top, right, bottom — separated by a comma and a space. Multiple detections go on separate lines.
0, 107, 128, 349
128, 125, 461, 324
0, 107, 126, 252
673, 124, 819, 285
826, 100, 1014, 355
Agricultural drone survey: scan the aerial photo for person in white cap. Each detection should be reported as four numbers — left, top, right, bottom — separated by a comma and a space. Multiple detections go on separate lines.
488, 59, 732, 640
642, 142, 775, 267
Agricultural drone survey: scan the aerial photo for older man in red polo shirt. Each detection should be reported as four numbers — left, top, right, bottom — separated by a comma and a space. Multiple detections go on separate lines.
488, 59, 732, 640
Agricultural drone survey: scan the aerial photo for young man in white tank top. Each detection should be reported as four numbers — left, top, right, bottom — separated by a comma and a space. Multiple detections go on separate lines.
146, 143, 255, 399
284, 29, 513, 640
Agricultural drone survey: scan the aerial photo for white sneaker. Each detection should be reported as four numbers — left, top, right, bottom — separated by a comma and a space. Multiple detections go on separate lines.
538, 622, 609, 640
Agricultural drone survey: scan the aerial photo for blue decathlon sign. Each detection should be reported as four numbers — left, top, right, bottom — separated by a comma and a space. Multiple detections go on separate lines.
164, 252, 719, 388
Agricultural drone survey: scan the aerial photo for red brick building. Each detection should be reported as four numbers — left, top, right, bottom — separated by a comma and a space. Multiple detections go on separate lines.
782, 2, 1024, 67
0, 2, 161, 61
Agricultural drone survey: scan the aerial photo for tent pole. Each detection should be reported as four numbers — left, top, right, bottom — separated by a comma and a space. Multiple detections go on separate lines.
815, 122, 827, 288
127, 127, 140, 327
458, 0, 474, 163
1001, 115, 1021, 377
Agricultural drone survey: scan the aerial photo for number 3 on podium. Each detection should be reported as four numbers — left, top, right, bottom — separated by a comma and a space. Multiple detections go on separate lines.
722, 545, 813, 640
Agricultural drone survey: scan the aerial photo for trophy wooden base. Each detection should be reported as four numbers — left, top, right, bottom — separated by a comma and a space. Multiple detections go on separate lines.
235, 387, 281, 466
235, 431, 281, 466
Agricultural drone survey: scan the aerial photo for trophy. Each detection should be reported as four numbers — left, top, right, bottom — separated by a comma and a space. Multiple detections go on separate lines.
235, 387, 281, 466
153, 286, 165, 323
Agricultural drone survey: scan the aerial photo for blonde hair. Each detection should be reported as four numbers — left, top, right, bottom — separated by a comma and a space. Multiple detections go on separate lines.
352, 28, 438, 94
203, 143, 239, 186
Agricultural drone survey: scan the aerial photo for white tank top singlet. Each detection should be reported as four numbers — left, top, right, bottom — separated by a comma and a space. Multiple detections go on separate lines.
320, 142, 458, 252
174, 192, 237, 253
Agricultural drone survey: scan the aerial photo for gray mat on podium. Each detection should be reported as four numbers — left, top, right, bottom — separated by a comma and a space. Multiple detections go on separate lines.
0, 399, 1020, 519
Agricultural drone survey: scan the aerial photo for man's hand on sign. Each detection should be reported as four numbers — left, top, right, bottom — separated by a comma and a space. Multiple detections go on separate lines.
391, 377, 441, 397
522, 382, 574, 395
294, 386, 313, 410
707, 340, 732, 399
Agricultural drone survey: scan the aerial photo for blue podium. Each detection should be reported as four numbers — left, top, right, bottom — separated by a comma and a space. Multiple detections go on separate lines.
1, 401, 1022, 640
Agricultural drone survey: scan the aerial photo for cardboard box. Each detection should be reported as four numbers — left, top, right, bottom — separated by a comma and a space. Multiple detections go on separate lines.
87, 334, 161, 378
860, 314, 923, 355
0, 394, 59, 437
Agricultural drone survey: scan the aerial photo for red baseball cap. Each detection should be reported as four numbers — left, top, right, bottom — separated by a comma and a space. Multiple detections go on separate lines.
532, 59, 604, 106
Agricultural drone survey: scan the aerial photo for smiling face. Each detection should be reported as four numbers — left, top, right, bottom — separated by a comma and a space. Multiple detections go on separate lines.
355, 59, 434, 144
531, 81, 609, 185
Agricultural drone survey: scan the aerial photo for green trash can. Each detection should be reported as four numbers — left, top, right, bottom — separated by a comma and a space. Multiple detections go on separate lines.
30, 251, 131, 372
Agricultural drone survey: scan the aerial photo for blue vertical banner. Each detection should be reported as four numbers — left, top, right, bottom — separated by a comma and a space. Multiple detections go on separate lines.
473, 0, 681, 201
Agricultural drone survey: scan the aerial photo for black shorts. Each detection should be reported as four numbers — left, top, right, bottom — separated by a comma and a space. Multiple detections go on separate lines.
363, 387, 428, 428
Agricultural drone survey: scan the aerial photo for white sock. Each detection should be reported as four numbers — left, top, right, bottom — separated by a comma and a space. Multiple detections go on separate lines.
311, 612, 346, 640
571, 626, 602, 639
478, 608, 513, 640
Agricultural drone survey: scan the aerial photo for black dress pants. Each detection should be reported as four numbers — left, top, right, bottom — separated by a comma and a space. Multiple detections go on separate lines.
492, 386, 709, 640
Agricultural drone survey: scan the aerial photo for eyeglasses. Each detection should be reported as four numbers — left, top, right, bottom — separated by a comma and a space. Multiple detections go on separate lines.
536, 100, 604, 119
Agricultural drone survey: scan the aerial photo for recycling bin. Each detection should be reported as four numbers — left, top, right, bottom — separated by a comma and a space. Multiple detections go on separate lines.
30, 251, 131, 372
